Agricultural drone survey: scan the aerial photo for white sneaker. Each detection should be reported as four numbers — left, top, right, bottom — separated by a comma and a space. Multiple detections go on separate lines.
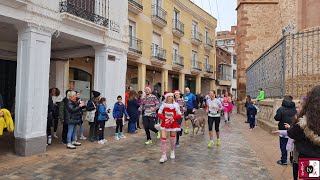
47, 136, 52, 145
115, 136, 120, 141
72, 141, 81, 146
98, 140, 105, 144
80, 136, 87, 140
67, 143, 76, 149
102, 139, 107, 143
53, 132, 58, 139
120, 134, 126, 139
159, 155, 167, 163
170, 150, 175, 159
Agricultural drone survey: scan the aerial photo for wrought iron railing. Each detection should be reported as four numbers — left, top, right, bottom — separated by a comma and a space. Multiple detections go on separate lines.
60, 0, 109, 28
172, 54, 184, 67
246, 27, 320, 99
128, 0, 143, 10
192, 59, 202, 71
129, 36, 142, 54
219, 64, 232, 80
172, 19, 184, 34
151, 45, 166, 61
152, 5, 167, 23
204, 63, 213, 73
205, 37, 214, 47
192, 30, 202, 42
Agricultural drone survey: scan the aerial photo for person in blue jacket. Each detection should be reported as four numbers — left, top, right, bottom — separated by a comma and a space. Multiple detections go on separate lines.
97, 97, 110, 144
246, 100, 258, 130
113, 95, 129, 140
183, 87, 197, 134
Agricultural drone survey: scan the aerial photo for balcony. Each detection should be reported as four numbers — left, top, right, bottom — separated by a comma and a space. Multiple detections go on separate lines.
152, 5, 167, 28
128, 0, 143, 14
128, 36, 143, 60
204, 38, 214, 51
60, 0, 109, 28
172, 19, 184, 38
203, 63, 214, 77
218, 63, 232, 86
191, 60, 202, 74
172, 54, 184, 71
191, 31, 202, 46
151, 45, 166, 66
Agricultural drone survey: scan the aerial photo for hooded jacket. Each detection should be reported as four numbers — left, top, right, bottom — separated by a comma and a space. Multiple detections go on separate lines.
288, 117, 320, 158
65, 100, 82, 125
274, 100, 297, 130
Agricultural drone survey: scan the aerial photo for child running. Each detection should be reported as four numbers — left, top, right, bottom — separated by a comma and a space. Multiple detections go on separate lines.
113, 96, 129, 140
174, 90, 185, 147
97, 98, 110, 144
158, 92, 182, 163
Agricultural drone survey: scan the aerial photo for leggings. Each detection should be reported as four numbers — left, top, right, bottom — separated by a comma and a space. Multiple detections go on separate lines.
98, 121, 106, 140
208, 116, 220, 132
116, 119, 123, 133
176, 118, 183, 143
224, 112, 231, 121
143, 116, 158, 140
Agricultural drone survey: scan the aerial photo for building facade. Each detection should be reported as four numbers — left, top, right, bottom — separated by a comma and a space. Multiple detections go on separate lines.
127, 0, 217, 95
0, 0, 128, 156
215, 46, 232, 96
216, 26, 237, 98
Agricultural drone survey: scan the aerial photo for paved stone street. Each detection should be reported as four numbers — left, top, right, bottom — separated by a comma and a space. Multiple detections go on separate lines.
0, 112, 286, 180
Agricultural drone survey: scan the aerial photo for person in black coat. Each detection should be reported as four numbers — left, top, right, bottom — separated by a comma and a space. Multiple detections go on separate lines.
127, 91, 140, 134
244, 95, 251, 123
47, 94, 54, 145
86, 90, 101, 142
246, 101, 257, 129
274, 96, 297, 165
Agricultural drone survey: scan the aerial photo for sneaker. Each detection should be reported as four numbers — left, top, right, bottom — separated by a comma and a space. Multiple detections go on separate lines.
80, 136, 87, 140
67, 143, 76, 149
102, 139, 107, 143
62, 141, 67, 145
47, 136, 52, 145
145, 140, 152, 145
217, 139, 221, 146
98, 140, 105, 144
115, 136, 120, 141
184, 128, 189, 134
225, 120, 227, 123
72, 141, 81, 146
170, 150, 175, 159
159, 155, 167, 163
277, 160, 288, 165
157, 131, 161, 139
120, 134, 126, 139
53, 132, 58, 139
208, 140, 214, 148
175, 142, 180, 148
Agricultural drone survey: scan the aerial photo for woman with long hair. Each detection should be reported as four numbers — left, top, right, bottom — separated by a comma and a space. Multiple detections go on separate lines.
174, 90, 185, 147
137, 91, 143, 129
157, 92, 182, 163
127, 91, 140, 133
222, 92, 234, 123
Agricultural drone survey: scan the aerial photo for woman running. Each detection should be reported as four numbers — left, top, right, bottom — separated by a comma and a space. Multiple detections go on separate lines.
222, 92, 233, 123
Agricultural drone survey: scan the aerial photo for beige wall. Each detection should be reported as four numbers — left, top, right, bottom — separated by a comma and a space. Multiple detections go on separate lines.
298, 0, 320, 31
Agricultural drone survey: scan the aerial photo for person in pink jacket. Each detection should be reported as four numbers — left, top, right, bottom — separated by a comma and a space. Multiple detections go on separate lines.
222, 92, 234, 123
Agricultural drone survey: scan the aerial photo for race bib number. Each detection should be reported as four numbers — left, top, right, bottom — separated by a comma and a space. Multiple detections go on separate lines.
210, 111, 218, 116
184, 96, 189, 102
145, 109, 152, 116
165, 112, 174, 119
224, 103, 229, 107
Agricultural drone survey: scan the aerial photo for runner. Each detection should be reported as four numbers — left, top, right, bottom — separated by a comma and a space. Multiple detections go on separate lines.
206, 90, 223, 148
222, 92, 234, 123
140, 86, 161, 145
174, 90, 186, 147
158, 92, 182, 163
183, 87, 197, 134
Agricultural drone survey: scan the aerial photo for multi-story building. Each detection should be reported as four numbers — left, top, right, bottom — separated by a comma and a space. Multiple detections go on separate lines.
0, 0, 128, 156
127, 0, 217, 95
215, 46, 232, 96
216, 26, 237, 98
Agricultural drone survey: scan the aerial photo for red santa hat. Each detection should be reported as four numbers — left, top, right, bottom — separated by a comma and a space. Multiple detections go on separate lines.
174, 90, 181, 94
164, 92, 174, 98
145, 86, 152, 91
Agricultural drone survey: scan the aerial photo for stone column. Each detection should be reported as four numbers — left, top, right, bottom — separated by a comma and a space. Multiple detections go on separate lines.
161, 69, 168, 93
196, 75, 201, 94
14, 24, 52, 156
138, 63, 146, 91
55, 60, 69, 95
94, 45, 127, 127
179, 73, 185, 94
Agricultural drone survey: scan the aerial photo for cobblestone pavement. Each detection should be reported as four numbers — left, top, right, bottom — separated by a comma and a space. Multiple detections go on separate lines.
0, 111, 273, 180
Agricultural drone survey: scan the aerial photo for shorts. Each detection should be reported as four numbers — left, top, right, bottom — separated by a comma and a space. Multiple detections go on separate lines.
208, 116, 220, 132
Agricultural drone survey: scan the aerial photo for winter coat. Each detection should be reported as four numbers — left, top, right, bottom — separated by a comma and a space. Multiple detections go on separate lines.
65, 100, 82, 125
113, 102, 128, 119
274, 100, 297, 130
47, 95, 54, 126
288, 117, 320, 158
257, 90, 265, 101
127, 99, 140, 118
98, 104, 109, 121
86, 99, 98, 123
58, 97, 68, 123
247, 104, 257, 119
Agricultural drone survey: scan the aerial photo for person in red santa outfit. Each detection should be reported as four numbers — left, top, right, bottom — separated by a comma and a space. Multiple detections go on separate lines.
157, 92, 182, 163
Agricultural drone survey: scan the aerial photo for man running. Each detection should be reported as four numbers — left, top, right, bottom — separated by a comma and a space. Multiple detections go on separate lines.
183, 87, 197, 134
206, 90, 223, 148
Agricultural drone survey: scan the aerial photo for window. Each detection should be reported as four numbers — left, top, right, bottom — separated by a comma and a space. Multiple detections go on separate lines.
219, 64, 232, 80
153, 0, 162, 7
233, 69, 237, 79
192, 21, 198, 37
129, 21, 136, 48
173, 42, 179, 55
233, 55, 237, 64
205, 28, 209, 40
173, 9, 180, 29
152, 32, 162, 56
192, 50, 197, 67
216, 40, 224, 46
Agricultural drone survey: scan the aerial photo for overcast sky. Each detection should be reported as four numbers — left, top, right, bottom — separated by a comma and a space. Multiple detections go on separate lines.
191, 0, 237, 31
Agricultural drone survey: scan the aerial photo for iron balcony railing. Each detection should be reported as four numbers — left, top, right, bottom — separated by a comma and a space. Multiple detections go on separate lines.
204, 63, 213, 73
128, 0, 143, 10
192, 59, 202, 71
151, 45, 166, 61
172, 19, 184, 34
129, 36, 142, 55
152, 5, 167, 23
219, 64, 232, 80
60, 0, 109, 28
192, 30, 202, 42
172, 54, 184, 67
205, 37, 214, 47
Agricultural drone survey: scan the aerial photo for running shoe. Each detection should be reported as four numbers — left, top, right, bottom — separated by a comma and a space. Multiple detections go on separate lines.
170, 150, 175, 159
98, 140, 105, 144
80, 136, 87, 140
115, 136, 120, 141
145, 140, 152, 145
67, 143, 76, 149
208, 140, 214, 148
160, 155, 167, 163
175, 142, 180, 148
120, 134, 126, 139
157, 131, 161, 139
72, 141, 81, 146
184, 128, 190, 134
217, 139, 221, 146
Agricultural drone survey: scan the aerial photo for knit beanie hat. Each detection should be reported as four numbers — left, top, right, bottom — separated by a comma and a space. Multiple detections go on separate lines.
92, 90, 101, 98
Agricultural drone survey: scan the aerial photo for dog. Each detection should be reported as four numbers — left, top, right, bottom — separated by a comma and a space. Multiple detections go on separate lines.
185, 114, 206, 135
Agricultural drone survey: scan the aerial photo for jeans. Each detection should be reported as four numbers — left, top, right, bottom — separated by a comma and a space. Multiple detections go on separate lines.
79, 123, 84, 137
67, 124, 77, 144
280, 137, 289, 163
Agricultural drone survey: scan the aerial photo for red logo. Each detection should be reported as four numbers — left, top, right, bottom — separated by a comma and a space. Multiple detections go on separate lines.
299, 158, 320, 179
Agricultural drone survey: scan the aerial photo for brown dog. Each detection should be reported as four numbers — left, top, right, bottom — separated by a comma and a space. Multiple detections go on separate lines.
186, 114, 206, 135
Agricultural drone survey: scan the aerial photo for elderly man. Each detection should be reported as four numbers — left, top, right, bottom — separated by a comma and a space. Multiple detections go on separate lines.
183, 87, 197, 134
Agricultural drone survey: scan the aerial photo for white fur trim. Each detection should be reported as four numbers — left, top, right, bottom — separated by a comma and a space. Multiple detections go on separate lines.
298, 116, 320, 146
165, 93, 174, 98
160, 127, 181, 132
